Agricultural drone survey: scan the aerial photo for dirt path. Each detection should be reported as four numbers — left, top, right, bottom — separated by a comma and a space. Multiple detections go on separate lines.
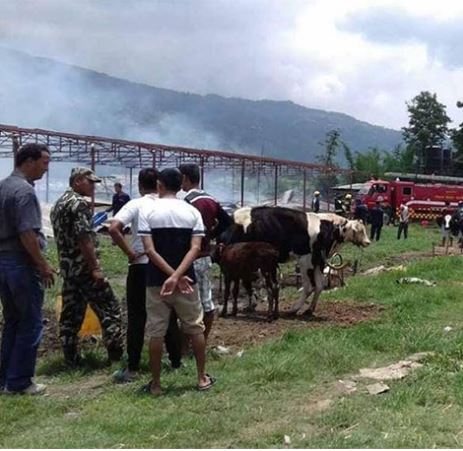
34, 297, 383, 359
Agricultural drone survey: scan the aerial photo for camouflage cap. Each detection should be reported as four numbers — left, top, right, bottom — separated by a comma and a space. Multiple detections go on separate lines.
70, 167, 102, 184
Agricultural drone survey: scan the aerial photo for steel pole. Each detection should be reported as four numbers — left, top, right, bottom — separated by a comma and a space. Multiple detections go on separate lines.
303, 169, 307, 211
200, 157, 205, 190
91, 144, 95, 213
274, 165, 278, 205
240, 160, 245, 206
12, 136, 19, 169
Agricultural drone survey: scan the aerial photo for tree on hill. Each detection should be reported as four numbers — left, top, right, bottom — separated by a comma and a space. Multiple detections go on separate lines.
315, 129, 341, 195
402, 91, 451, 173
451, 101, 463, 174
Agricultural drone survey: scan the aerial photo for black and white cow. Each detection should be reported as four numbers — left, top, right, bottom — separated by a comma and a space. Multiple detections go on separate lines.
221, 206, 312, 262
219, 206, 370, 316
289, 212, 370, 315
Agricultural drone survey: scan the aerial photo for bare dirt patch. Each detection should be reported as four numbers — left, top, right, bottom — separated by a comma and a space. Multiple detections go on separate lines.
199, 300, 382, 351
25, 298, 383, 357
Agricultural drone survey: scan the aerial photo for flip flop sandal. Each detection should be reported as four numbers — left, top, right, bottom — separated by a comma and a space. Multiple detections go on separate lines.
138, 380, 163, 396
112, 368, 137, 383
198, 374, 216, 391
138, 381, 153, 394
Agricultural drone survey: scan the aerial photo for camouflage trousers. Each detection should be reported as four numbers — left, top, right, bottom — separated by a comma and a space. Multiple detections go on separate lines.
60, 273, 123, 363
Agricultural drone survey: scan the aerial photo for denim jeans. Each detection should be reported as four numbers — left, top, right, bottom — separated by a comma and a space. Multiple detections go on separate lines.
0, 253, 44, 391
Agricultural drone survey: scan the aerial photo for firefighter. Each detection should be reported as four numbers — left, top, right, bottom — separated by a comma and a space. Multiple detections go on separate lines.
334, 194, 344, 216
311, 191, 320, 213
343, 193, 352, 218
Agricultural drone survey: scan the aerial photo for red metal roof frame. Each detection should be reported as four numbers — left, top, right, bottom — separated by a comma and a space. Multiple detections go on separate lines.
0, 123, 350, 176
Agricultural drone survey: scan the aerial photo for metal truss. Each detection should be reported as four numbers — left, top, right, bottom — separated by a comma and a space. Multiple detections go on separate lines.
0, 124, 353, 207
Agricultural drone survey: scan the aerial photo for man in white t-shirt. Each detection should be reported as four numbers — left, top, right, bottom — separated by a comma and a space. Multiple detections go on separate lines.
108, 169, 182, 383
397, 203, 409, 240
138, 168, 215, 395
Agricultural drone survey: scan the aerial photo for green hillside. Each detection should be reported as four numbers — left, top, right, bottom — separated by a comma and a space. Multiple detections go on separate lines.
1, 47, 402, 162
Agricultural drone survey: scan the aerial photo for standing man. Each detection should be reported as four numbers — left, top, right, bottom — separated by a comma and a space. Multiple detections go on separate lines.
353, 198, 368, 224
139, 168, 214, 395
51, 167, 123, 367
370, 201, 384, 242
397, 203, 410, 240
311, 191, 320, 213
178, 163, 221, 341
439, 201, 453, 247
108, 168, 182, 383
0, 143, 55, 395
343, 193, 352, 218
334, 194, 344, 216
107, 182, 131, 217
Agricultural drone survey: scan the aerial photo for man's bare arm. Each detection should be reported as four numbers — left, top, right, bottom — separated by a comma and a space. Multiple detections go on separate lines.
108, 219, 140, 262
170, 235, 202, 280
160, 235, 202, 296
141, 235, 176, 275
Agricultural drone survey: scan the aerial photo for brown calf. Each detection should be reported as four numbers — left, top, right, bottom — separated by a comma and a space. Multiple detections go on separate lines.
213, 241, 280, 321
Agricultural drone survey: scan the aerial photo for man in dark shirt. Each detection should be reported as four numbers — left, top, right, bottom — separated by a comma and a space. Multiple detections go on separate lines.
353, 198, 368, 224
107, 182, 131, 216
179, 164, 221, 340
370, 201, 384, 241
0, 143, 55, 395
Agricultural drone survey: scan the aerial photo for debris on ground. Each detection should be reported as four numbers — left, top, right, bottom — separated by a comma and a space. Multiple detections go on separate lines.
396, 277, 436, 287
236, 350, 244, 357
362, 265, 406, 276
366, 382, 390, 395
444, 326, 453, 333
337, 379, 357, 394
314, 399, 333, 410
358, 359, 423, 380
284, 434, 291, 446
406, 351, 435, 362
362, 265, 386, 275
214, 345, 231, 355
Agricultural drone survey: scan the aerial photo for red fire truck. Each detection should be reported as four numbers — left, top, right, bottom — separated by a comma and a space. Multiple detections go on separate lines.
357, 175, 463, 221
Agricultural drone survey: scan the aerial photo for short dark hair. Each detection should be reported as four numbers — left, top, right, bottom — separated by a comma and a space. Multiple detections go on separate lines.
138, 168, 158, 190
15, 143, 50, 167
114, 182, 122, 189
178, 163, 200, 185
158, 168, 182, 192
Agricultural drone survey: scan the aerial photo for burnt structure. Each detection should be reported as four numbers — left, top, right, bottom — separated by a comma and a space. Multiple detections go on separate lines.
0, 124, 353, 208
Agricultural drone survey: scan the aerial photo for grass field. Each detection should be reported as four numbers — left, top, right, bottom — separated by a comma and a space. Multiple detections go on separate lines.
3, 223, 463, 448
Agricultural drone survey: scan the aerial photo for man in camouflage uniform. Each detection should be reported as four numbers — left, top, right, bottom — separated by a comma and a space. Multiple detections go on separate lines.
50, 167, 123, 366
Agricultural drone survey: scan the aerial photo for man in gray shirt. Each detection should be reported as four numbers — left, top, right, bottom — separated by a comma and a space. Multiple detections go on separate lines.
0, 143, 55, 395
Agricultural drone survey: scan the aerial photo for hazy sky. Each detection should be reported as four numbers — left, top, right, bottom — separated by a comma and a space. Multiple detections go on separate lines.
2, 0, 463, 130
